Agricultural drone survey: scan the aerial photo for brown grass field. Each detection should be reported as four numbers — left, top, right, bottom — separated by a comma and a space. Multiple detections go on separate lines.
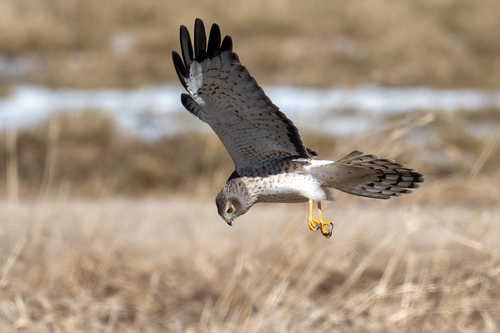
1, 0, 500, 330
0, 183, 499, 331
0, 110, 500, 331
0, 0, 500, 89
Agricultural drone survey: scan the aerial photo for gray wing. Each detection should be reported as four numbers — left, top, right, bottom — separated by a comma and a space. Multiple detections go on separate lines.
172, 19, 312, 173
310, 151, 425, 199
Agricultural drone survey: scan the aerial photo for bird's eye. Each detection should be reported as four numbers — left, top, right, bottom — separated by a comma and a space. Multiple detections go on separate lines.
227, 207, 233, 213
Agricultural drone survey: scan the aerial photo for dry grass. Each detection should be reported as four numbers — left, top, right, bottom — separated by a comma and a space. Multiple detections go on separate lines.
1, 109, 500, 203
1, 108, 500, 330
1, 0, 500, 88
1, 193, 500, 331
2, 2, 500, 330
0, 111, 235, 198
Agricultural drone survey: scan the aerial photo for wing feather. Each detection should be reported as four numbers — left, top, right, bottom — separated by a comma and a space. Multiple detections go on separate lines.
207, 24, 221, 57
194, 18, 207, 60
179, 25, 193, 71
173, 18, 312, 172
220, 35, 233, 53
181, 93, 208, 121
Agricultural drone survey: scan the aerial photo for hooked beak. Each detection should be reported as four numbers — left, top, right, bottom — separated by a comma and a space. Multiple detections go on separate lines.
224, 217, 233, 226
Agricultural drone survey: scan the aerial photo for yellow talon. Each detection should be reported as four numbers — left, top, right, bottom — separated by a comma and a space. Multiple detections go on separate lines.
307, 200, 320, 231
307, 200, 333, 238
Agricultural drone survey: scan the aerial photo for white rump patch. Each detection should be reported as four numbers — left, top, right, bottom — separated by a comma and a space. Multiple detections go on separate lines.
305, 159, 336, 170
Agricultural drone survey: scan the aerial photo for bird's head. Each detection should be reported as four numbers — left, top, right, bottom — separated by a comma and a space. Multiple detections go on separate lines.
215, 178, 255, 226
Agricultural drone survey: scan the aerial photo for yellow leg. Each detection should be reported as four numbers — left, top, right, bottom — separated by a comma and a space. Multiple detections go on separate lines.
307, 200, 333, 238
308, 200, 319, 231
317, 202, 333, 238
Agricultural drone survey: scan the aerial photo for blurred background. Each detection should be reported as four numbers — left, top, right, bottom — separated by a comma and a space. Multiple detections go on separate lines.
0, 0, 499, 198
1, 0, 500, 331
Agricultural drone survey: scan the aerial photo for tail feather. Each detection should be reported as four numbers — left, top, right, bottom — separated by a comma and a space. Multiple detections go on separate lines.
311, 150, 424, 200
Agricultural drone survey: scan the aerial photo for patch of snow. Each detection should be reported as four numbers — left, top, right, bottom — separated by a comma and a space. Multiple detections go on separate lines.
1, 84, 500, 138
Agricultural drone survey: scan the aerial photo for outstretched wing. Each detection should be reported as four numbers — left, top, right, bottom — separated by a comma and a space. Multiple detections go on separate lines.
309, 151, 425, 199
172, 19, 312, 172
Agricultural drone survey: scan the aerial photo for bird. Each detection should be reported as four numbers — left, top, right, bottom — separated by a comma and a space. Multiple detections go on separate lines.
172, 19, 424, 238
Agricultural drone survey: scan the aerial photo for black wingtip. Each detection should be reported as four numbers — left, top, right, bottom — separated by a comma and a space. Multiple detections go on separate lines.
172, 51, 188, 89
306, 147, 318, 157
177, 20, 232, 75
194, 18, 207, 60
195, 18, 203, 27
181, 93, 193, 113
180, 25, 193, 70
207, 23, 221, 57
220, 35, 233, 52
180, 93, 190, 105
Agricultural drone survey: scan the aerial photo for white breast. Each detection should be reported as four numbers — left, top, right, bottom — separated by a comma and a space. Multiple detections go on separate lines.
244, 173, 328, 203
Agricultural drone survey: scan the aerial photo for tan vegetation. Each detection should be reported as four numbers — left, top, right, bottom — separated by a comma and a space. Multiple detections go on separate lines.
0, 0, 500, 88
1, 1, 500, 330
1, 109, 499, 202
0, 109, 499, 330
0, 194, 499, 331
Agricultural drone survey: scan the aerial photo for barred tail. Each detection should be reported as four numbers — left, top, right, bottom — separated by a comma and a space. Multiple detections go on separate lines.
310, 151, 425, 200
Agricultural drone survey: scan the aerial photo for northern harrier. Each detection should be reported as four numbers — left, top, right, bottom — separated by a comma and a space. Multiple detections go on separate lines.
172, 19, 424, 238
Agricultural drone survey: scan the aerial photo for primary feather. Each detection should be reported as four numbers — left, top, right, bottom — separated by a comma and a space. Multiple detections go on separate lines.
172, 18, 314, 173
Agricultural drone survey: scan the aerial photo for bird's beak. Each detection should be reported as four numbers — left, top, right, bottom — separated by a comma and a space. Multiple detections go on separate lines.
224, 217, 233, 226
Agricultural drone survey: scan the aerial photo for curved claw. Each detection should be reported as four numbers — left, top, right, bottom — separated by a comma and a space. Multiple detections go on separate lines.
320, 221, 334, 238
307, 200, 334, 238
308, 218, 320, 231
